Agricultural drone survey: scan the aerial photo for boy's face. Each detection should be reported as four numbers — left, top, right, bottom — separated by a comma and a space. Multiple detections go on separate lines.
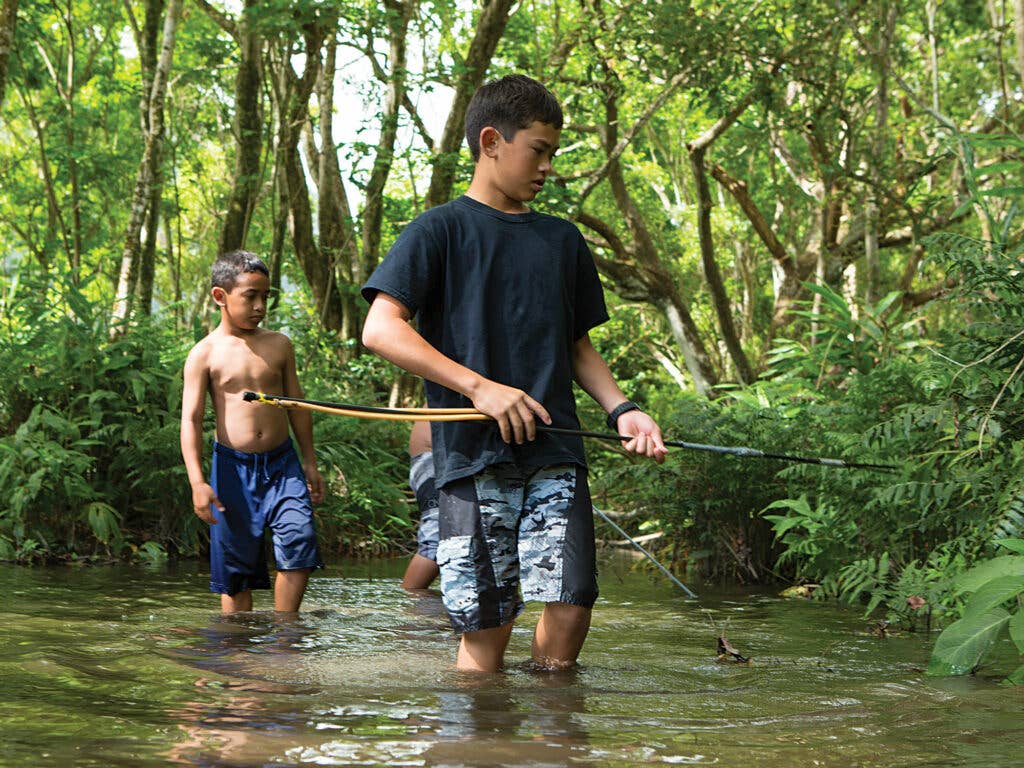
487, 120, 561, 205
212, 270, 270, 332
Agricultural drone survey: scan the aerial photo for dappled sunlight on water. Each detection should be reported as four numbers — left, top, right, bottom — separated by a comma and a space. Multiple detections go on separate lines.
1, 556, 1021, 766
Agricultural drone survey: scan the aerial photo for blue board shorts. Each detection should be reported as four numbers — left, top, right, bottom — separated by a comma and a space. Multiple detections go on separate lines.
209, 439, 323, 596
409, 451, 440, 561
436, 463, 598, 634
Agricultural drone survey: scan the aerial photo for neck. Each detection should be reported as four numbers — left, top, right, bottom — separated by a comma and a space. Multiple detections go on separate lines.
465, 176, 529, 214
217, 320, 259, 338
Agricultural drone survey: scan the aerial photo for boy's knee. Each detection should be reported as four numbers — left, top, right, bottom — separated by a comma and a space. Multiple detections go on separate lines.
543, 601, 592, 627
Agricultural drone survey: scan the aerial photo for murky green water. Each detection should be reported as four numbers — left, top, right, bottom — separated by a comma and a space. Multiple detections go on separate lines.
1, 555, 1020, 767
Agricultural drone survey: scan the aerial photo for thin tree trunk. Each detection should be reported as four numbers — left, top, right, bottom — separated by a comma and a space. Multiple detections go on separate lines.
1016, 0, 1024, 91
138, 177, 161, 315
685, 89, 762, 384
361, 0, 416, 275
219, 0, 263, 253
17, 85, 69, 267
112, 0, 182, 330
423, 0, 517, 208
311, 36, 361, 341
865, 3, 897, 305
270, 22, 344, 330
0, 0, 17, 109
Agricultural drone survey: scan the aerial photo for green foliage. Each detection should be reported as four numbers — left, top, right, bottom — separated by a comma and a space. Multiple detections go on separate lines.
751, 231, 1024, 681
0, 270, 191, 561
926, 544, 1024, 680
766, 283, 929, 384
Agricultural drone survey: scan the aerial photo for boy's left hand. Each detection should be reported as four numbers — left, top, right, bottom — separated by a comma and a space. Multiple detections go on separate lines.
616, 410, 668, 464
305, 465, 325, 504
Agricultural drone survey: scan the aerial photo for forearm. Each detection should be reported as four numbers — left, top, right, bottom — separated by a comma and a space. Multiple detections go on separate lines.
572, 338, 629, 414
180, 418, 208, 487
364, 312, 485, 400
288, 410, 317, 466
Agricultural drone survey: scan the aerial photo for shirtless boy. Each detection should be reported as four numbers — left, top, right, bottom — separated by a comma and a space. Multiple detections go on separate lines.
180, 250, 324, 614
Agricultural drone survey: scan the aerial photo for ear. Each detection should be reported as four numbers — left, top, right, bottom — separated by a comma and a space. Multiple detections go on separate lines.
479, 126, 502, 158
211, 286, 227, 307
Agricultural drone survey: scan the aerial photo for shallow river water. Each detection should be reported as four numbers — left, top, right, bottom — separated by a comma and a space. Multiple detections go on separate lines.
1, 555, 1021, 767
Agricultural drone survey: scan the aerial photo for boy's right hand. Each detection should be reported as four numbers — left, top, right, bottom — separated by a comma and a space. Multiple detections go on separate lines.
191, 483, 224, 524
471, 379, 551, 444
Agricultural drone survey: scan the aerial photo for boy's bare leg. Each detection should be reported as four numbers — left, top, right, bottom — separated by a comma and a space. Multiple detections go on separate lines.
531, 603, 592, 669
401, 554, 440, 590
274, 568, 312, 612
221, 591, 253, 613
456, 622, 515, 672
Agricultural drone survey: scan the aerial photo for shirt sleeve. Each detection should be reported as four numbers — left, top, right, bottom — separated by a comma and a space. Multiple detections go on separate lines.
361, 220, 442, 316
573, 229, 610, 339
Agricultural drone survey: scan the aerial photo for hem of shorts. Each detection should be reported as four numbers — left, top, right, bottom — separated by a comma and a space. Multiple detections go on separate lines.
448, 601, 525, 635
416, 547, 438, 561
521, 590, 598, 609
210, 581, 271, 595
274, 558, 324, 571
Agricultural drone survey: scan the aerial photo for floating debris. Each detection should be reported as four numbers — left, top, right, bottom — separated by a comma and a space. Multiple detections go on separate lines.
716, 635, 751, 664
779, 583, 819, 599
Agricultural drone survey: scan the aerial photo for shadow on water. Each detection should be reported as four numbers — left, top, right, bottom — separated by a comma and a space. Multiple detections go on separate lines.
1, 555, 1022, 767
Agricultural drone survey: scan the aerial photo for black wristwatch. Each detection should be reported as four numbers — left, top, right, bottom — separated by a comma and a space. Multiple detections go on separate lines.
606, 400, 641, 431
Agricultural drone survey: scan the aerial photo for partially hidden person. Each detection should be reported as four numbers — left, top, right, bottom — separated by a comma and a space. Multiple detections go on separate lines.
361, 75, 667, 672
180, 250, 325, 614
401, 420, 441, 590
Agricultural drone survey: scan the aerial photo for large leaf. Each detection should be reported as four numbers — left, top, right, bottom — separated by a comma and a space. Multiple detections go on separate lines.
1009, 610, 1024, 655
1006, 664, 1024, 686
994, 539, 1024, 556
955, 556, 1024, 595
963, 575, 1024, 615
927, 608, 1010, 677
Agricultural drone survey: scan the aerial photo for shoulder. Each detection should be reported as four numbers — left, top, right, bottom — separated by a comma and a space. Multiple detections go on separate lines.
537, 211, 584, 236
402, 202, 461, 235
184, 334, 214, 367
533, 212, 590, 255
258, 329, 294, 354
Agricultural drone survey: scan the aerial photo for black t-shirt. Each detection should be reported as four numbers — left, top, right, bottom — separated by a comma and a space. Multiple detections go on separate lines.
362, 195, 609, 488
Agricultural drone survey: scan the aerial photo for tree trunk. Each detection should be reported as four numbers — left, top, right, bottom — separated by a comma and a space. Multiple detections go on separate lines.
864, 3, 897, 305
1016, 0, 1024, 92
689, 146, 755, 383
270, 21, 345, 330
0, 0, 17, 109
684, 89, 762, 384
423, 0, 517, 208
219, 0, 263, 254
361, 0, 416, 275
310, 35, 361, 342
138, 178, 161, 315
112, 0, 182, 330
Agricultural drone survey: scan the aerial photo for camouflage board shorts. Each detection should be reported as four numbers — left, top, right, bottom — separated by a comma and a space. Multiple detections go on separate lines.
436, 463, 598, 634
408, 451, 440, 560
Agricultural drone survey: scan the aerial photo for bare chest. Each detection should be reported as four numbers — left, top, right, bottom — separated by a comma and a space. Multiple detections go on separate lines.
207, 338, 286, 394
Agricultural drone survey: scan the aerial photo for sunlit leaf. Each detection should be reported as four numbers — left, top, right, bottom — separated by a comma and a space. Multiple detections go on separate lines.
927, 608, 1010, 676
1009, 610, 1024, 655
963, 575, 1024, 614
954, 556, 1024, 595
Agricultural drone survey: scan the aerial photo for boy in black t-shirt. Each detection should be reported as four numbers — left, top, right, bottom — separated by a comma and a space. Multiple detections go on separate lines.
362, 74, 666, 672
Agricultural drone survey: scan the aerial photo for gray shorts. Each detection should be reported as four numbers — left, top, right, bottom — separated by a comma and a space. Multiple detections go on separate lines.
409, 452, 439, 560
436, 463, 598, 634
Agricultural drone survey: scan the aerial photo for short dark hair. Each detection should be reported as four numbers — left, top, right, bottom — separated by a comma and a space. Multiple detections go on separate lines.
464, 74, 563, 161
211, 250, 269, 290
